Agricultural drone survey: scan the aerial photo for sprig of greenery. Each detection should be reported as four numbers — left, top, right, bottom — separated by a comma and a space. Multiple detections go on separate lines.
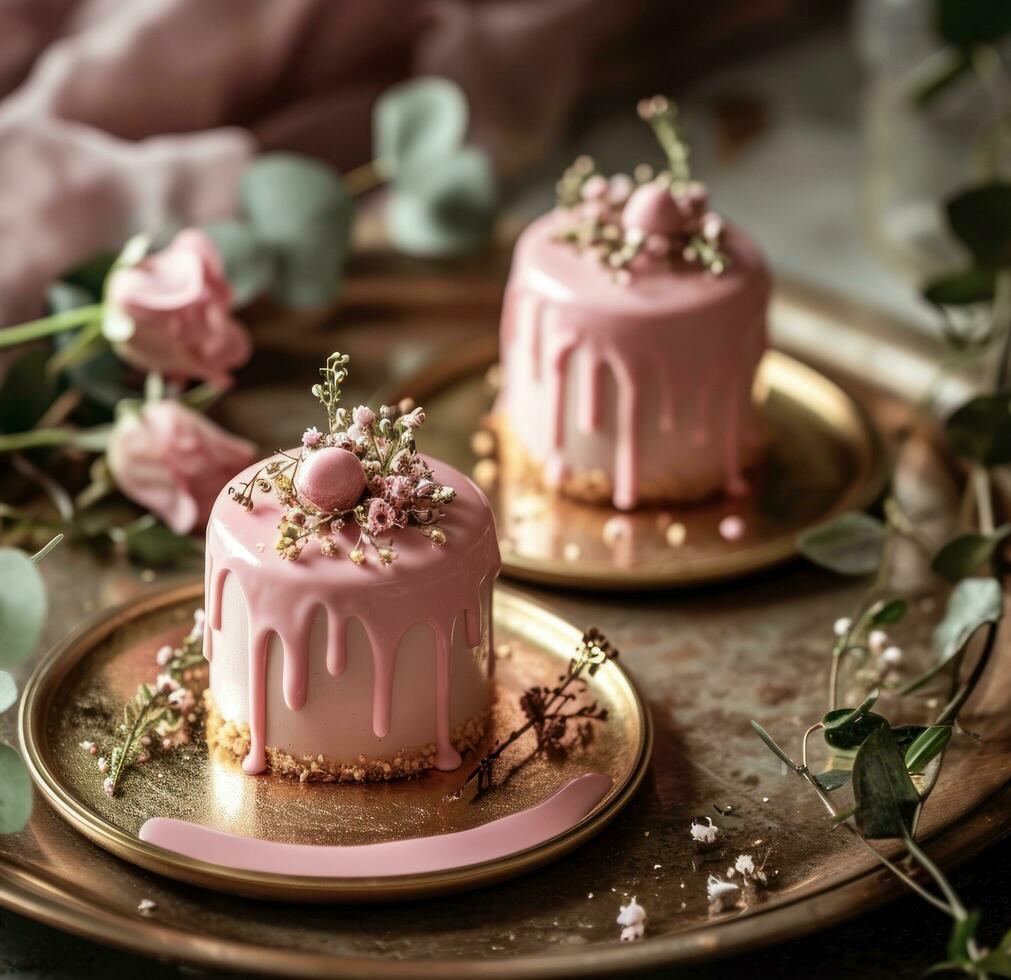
311, 351, 350, 436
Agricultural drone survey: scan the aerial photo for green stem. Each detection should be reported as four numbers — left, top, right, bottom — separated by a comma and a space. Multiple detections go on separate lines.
345, 160, 385, 197
0, 304, 103, 349
972, 464, 995, 535
0, 429, 75, 452
904, 834, 967, 920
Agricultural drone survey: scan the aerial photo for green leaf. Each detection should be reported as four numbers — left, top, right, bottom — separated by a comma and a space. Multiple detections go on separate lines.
913, 48, 973, 106
945, 393, 1011, 466
978, 925, 1011, 977
797, 512, 886, 575
905, 725, 953, 774
852, 726, 920, 839
932, 526, 1011, 582
123, 516, 199, 568
750, 720, 798, 770
239, 153, 353, 308
202, 219, 275, 308
823, 708, 890, 750
814, 768, 852, 793
946, 183, 1011, 267
0, 548, 46, 668
386, 147, 496, 258
0, 349, 60, 435
947, 909, 982, 965
0, 744, 32, 833
937, 0, 1011, 47
923, 266, 995, 306
890, 724, 928, 749
870, 598, 908, 626
374, 76, 468, 179
902, 577, 1003, 694
0, 672, 16, 714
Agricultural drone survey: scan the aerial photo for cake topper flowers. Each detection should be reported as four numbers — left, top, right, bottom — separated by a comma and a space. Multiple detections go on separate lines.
555, 95, 728, 280
229, 352, 455, 566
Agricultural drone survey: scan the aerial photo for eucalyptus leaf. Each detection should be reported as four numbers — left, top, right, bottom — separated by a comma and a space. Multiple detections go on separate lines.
202, 219, 275, 308
239, 153, 353, 307
931, 526, 1011, 582
124, 516, 199, 567
922, 266, 995, 306
750, 720, 797, 770
374, 76, 468, 179
947, 909, 982, 966
902, 577, 1003, 694
946, 182, 1011, 267
823, 708, 890, 750
0, 744, 32, 833
978, 926, 1011, 977
870, 598, 908, 626
945, 394, 1011, 466
937, 0, 1011, 48
386, 147, 496, 258
0, 548, 46, 668
814, 768, 852, 793
0, 672, 16, 714
797, 512, 886, 575
904, 725, 953, 774
852, 726, 920, 839
0, 349, 60, 434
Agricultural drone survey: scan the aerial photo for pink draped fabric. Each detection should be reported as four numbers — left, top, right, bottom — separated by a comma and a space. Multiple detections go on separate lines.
0, 0, 637, 325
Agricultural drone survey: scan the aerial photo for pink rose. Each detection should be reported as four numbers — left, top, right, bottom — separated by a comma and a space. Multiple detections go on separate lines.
352, 405, 376, 427
106, 229, 253, 386
108, 400, 257, 534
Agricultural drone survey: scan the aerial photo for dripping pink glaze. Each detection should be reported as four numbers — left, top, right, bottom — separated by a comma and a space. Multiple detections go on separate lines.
139, 773, 612, 877
204, 454, 500, 776
499, 210, 770, 508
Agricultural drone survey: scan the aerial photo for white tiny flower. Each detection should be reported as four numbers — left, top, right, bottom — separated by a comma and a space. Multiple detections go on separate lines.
79, 740, 96, 754
881, 645, 903, 666
625, 227, 645, 247
155, 645, 173, 667
833, 617, 852, 637
868, 629, 888, 654
734, 854, 756, 877
155, 672, 179, 693
690, 816, 719, 845
97, 756, 108, 773
706, 874, 740, 906
103, 777, 115, 797
616, 896, 646, 941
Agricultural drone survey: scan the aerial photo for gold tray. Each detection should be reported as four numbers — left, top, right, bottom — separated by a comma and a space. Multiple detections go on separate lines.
19, 582, 650, 902
382, 339, 888, 590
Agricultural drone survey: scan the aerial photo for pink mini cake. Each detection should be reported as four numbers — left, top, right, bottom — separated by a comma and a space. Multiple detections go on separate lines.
496, 97, 770, 510
203, 354, 500, 782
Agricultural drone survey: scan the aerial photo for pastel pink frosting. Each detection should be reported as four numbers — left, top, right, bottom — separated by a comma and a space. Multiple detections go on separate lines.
498, 209, 770, 508
204, 454, 501, 775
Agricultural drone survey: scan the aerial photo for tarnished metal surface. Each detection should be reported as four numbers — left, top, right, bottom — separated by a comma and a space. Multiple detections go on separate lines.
0, 276, 1008, 977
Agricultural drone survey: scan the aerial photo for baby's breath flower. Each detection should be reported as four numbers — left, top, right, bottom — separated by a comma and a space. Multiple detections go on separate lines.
616, 896, 646, 941
690, 816, 719, 846
349, 548, 365, 565
706, 874, 740, 911
302, 426, 322, 448
881, 645, 903, 666
833, 617, 852, 637
377, 547, 397, 565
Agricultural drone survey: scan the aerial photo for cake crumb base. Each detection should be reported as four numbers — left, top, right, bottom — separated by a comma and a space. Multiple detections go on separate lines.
204, 692, 489, 783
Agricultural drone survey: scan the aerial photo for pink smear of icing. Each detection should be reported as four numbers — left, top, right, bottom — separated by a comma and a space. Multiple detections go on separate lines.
139, 772, 613, 877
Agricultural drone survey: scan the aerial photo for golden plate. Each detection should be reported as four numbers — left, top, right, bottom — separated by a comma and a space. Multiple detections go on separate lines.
18, 581, 650, 902
383, 339, 887, 590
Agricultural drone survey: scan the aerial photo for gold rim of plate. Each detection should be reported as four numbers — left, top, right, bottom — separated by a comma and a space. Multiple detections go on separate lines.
18, 581, 652, 902
383, 338, 888, 590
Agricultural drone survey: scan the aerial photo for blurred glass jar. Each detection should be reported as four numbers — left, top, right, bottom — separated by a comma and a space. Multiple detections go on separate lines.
856, 0, 1005, 277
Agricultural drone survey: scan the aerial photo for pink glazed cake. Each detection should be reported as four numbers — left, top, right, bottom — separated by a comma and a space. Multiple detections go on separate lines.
203, 354, 500, 782
496, 97, 771, 510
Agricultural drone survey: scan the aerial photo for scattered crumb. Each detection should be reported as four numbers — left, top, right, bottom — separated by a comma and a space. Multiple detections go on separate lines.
137, 898, 157, 916
563, 542, 581, 561
762, 797, 769, 803
665, 521, 687, 548
587, 892, 594, 899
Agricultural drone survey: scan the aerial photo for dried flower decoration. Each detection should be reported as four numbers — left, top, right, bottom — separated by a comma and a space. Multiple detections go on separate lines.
229, 352, 455, 567
464, 628, 619, 794
689, 815, 720, 848
706, 874, 741, 913
616, 896, 647, 941
554, 95, 728, 279
83, 609, 206, 797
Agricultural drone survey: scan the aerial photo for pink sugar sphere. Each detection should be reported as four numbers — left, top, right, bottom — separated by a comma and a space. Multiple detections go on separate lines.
294, 447, 366, 513
622, 182, 682, 236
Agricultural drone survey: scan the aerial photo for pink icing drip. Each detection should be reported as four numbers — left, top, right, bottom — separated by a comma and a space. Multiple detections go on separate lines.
498, 212, 770, 507
138, 772, 613, 877
205, 455, 500, 776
